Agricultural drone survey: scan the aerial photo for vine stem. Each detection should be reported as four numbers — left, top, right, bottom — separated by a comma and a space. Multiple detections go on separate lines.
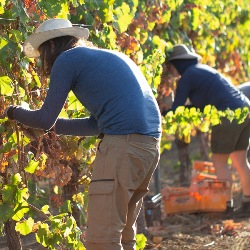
28, 203, 49, 220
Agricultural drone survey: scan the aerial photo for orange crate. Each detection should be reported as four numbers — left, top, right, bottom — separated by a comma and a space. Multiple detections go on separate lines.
198, 179, 229, 212
161, 187, 199, 215
193, 161, 215, 173
192, 161, 217, 182
192, 172, 217, 182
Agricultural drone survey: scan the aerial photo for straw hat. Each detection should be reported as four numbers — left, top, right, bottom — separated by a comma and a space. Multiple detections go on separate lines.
166, 44, 202, 62
23, 18, 89, 57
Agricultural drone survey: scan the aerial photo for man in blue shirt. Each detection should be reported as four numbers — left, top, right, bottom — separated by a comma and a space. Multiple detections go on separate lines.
5, 18, 161, 250
166, 44, 250, 218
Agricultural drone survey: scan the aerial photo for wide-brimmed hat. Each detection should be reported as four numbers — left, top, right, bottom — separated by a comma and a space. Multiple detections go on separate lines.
23, 18, 89, 57
166, 44, 202, 62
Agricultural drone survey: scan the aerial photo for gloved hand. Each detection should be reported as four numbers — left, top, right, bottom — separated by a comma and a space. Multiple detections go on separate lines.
4, 106, 17, 120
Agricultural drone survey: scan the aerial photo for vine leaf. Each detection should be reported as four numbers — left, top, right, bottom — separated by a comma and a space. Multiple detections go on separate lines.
60, 200, 72, 214
0, 0, 6, 14
0, 204, 15, 222
41, 205, 50, 214
12, 201, 30, 221
15, 217, 34, 235
114, 2, 134, 32
0, 76, 14, 96
25, 159, 39, 173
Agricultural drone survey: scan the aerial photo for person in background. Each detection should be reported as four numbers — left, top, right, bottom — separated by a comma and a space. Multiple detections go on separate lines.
238, 82, 250, 162
165, 44, 250, 218
238, 82, 250, 100
5, 18, 161, 250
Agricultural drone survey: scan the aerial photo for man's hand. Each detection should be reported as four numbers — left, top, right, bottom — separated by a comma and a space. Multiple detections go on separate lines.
4, 106, 17, 120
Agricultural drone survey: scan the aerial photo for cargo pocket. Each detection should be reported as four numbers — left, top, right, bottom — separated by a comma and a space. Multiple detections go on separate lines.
87, 180, 115, 241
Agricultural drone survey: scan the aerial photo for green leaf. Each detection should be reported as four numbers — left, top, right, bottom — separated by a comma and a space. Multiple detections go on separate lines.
0, 76, 14, 96
114, 2, 134, 33
36, 223, 50, 247
41, 205, 50, 215
18, 86, 26, 98
191, 7, 200, 30
99, 1, 113, 23
0, 141, 13, 154
0, 36, 8, 50
24, 159, 39, 174
9, 30, 23, 43
60, 200, 72, 214
11, 173, 22, 185
0, 0, 6, 14
12, 201, 30, 221
75, 241, 86, 250
57, 2, 70, 19
53, 186, 59, 194
59, 108, 69, 118
0, 204, 15, 222
203, 105, 212, 115
136, 233, 147, 250
0, 125, 5, 133
16, 188, 29, 203
200, 120, 210, 132
67, 91, 84, 110
2, 185, 16, 204
15, 217, 34, 235
33, 75, 41, 88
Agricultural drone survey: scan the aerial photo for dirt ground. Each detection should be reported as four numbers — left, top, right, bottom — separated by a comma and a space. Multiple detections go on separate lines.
144, 138, 250, 250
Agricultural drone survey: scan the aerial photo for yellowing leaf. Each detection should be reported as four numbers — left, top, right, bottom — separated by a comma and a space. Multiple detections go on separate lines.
0, 37, 8, 50
15, 217, 34, 235
200, 120, 210, 132
59, 108, 69, 118
12, 201, 30, 221
114, 2, 134, 33
17, 188, 29, 203
63, 227, 71, 237
53, 185, 59, 194
24, 159, 39, 173
11, 173, 22, 185
0, 76, 14, 96
57, 2, 69, 19
41, 205, 50, 215
136, 233, 147, 249
175, 106, 185, 114
67, 91, 84, 111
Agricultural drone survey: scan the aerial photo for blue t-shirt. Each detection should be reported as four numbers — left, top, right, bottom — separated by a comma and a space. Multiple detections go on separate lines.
172, 64, 250, 111
14, 47, 162, 138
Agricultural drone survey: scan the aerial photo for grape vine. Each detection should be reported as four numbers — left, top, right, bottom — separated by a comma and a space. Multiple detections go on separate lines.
0, 0, 249, 249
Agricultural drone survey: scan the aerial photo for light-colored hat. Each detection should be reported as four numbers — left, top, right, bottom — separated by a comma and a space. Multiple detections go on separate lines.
166, 44, 202, 62
23, 18, 89, 57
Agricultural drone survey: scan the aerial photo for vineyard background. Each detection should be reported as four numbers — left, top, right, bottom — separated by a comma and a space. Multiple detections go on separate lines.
0, 0, 250, 249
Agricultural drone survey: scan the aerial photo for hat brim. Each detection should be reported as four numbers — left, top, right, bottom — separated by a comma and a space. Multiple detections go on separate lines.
23, 27, 89, 58
167, 53, 202, 62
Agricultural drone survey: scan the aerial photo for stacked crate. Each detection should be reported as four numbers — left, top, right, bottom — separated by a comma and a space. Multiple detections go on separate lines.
161, 161, 230, 215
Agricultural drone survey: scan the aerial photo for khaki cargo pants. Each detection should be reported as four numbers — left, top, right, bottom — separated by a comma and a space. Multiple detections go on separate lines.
84, 134, 160, 250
